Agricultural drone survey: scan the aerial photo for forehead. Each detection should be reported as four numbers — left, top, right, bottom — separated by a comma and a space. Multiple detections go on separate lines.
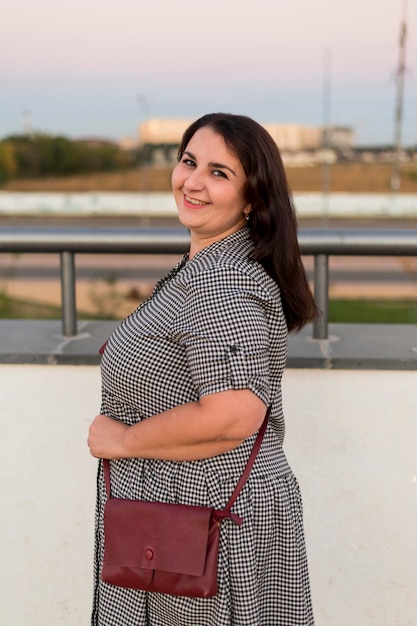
185, 127, 243, 169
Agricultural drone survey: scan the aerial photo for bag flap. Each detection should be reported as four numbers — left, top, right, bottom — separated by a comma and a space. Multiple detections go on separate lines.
103, 499, 213, 577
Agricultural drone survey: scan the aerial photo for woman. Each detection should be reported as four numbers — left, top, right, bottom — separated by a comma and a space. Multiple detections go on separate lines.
88, 113, 316, 625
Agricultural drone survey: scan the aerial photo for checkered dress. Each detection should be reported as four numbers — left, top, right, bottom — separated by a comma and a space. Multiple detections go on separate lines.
92, 227, 314, 625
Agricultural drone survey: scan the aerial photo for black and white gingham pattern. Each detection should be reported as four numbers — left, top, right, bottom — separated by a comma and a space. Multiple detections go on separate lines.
92, 228, 314, 625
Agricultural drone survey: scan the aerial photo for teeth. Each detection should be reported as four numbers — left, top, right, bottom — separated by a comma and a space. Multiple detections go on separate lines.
185, 195, 207, 206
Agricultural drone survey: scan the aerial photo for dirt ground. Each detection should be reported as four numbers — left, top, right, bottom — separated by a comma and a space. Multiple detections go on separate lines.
2, 162, 417, 194
2, 253, 416, 319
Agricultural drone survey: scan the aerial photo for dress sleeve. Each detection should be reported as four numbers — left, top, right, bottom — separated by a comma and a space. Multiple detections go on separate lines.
173, 265, 274, 405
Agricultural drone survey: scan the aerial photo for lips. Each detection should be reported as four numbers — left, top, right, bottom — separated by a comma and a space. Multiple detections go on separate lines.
183, 194, 209, 208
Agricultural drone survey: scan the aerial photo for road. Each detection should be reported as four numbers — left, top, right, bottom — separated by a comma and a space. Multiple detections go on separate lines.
1, 216, 416, 315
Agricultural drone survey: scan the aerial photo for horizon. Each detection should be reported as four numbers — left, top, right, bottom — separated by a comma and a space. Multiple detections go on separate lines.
2, 118, 417, 150
2, 0, 416, 146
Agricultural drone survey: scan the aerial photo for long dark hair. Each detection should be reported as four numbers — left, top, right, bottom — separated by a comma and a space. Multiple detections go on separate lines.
177, 113, 318, 332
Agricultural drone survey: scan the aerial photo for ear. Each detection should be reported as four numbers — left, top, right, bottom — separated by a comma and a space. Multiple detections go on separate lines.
243, 205, 252, 220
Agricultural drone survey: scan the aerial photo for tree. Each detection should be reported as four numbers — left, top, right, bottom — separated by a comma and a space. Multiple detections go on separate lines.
0, 133, 135, 179
0, 141, 17, 183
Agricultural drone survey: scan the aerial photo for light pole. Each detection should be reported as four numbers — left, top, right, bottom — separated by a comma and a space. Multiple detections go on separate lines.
391, 2, 407, 193
321, 48, 332, 226
136, 94, 149, 192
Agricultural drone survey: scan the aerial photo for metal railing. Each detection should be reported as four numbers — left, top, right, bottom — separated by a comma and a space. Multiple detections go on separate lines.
1, 227, 416, 339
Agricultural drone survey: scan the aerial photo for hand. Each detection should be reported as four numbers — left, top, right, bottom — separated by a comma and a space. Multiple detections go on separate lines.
87, 414, 129, 459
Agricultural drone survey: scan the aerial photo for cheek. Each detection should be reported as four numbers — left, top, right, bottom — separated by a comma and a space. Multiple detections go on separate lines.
171, 166, 181, 190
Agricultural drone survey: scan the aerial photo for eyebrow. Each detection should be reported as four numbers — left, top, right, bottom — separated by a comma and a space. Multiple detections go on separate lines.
183, 150, 237, 177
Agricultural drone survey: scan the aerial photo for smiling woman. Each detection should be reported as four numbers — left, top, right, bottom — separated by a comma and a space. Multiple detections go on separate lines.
88, 113, 316, 626
172, 127, 251, 258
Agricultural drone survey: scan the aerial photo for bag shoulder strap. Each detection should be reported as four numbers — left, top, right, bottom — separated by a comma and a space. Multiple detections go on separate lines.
103, 406, 271, 518
222, 406, 270, 518
103, 458, 111, 498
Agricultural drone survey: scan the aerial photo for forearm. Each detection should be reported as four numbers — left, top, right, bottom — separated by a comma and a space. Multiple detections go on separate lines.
123, 400, 246, 461
88, 390, 266, 461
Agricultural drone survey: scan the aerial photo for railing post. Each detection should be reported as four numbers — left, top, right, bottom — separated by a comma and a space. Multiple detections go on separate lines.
60, 251, 77, 336
313, 253, 329, 339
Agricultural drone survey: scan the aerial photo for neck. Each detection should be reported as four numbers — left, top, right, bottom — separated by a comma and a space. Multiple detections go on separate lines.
188, 223, 246, 260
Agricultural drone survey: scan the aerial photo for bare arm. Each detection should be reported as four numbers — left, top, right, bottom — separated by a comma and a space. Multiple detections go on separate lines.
88, 389, 266, 461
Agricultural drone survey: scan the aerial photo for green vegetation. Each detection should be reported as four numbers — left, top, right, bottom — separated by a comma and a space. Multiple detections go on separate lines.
0, 291, 60, 319
1, 295, 416, 323
0, 141, 17, 182
329, 299, 417, 324
0, 133, 181, 184
0, 293, 116, 320
0, 133, 135, 183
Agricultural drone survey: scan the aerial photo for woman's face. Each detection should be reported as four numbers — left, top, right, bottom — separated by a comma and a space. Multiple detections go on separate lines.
172, 127, 251, 255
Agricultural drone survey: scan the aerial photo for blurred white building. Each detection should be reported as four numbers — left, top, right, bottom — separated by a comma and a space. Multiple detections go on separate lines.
136, 118, 353, 151
139, 119, 191, 145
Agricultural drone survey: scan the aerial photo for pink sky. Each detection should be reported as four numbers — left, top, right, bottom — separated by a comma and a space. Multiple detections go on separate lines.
2, 0, 416, 145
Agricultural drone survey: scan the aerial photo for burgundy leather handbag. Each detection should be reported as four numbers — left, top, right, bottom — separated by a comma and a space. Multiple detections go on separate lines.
101, 408, 270, 598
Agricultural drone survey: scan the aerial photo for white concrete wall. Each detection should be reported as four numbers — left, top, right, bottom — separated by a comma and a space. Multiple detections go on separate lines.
1, 364, 416, 625
1, 191, 417, 219
1, 365, 101, 626
284, 370, 417, 626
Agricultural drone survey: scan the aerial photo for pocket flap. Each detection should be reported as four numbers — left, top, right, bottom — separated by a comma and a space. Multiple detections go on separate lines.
104, 499, 213, 577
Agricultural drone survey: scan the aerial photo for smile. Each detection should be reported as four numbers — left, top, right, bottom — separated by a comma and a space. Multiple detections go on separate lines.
184, 194, 209, 206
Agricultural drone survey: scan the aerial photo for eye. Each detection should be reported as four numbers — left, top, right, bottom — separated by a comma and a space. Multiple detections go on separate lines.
212, 169, 228, 179
181, 157, 196, 167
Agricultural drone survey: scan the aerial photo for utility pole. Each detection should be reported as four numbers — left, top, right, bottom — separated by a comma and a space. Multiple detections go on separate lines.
321, 47, 332, 224
137, 93, 150, 192
391, 1, 408, 192
21, 110, 32, 135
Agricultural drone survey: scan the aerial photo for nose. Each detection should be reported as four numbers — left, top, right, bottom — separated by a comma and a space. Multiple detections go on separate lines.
183, 167, 205, 191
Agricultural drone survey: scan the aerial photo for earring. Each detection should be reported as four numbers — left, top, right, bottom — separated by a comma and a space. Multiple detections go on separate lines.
244, 212, 250, 221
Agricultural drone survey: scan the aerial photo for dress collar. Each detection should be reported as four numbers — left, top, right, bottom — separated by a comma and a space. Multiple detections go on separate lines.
189, 227, 250, 262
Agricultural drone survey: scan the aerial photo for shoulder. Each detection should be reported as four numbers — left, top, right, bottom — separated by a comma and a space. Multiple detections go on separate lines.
180, 230, 279, 302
